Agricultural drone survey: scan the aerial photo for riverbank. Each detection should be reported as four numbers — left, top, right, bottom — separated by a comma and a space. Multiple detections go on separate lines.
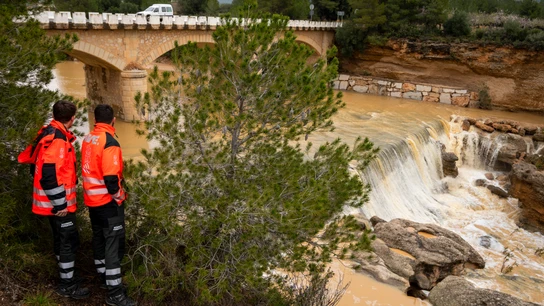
339, 40, 544, 114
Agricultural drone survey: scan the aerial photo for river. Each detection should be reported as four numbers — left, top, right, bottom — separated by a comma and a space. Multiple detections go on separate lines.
51, 61, 544, 305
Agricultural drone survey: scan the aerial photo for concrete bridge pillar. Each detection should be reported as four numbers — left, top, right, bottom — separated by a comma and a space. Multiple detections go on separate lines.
85, 65, 147, 121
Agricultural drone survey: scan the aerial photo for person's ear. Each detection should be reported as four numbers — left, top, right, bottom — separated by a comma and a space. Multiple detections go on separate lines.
111, 117, 116, 126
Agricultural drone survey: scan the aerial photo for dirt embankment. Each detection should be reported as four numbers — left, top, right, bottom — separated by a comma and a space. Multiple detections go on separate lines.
339, 40, 544, 114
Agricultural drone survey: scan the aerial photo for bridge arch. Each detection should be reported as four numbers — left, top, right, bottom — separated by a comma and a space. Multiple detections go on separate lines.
69, 41, 126, 71
294, 36, 322, 57
140, 34, 216, 68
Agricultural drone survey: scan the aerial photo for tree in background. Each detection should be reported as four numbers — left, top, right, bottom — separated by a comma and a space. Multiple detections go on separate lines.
0, 0, 78, 296
349, 0, 386, 31
206, 0, 220, 15
177, 0, 207, 15
53, 0, 100, 12
519, 0, 542, 19
314, 0, 351, 20
443, 11, 471, 37
126, 1, 377, 304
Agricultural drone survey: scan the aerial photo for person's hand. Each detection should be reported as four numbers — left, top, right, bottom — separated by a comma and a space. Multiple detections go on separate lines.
55, 208, 68, 217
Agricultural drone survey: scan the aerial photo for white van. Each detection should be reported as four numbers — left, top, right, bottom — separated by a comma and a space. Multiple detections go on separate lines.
136, 4, 174, 20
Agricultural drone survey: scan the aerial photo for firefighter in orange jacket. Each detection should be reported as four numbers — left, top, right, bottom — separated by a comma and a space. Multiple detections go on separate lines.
18, 100, 89, 300
81, 104, 136, 306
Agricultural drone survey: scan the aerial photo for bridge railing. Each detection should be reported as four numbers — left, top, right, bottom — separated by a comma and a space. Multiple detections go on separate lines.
32, 11, 342, 30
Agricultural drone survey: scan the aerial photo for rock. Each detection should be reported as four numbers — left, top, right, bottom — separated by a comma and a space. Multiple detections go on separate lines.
371, 238, 415, 279
479, 235, 492, 248
485, 173, 495, 180
439, 93, 451, 104
509, 128, 520, 135
353, 85, 369, 93
492, 123, 512, 132
452, 96, 470, 107
461, 119, 471, 131
403, 92, 423, 100
475, 121, 494, 133
354, 248, 410, 290
370, 216, 386, 226
510, 161, 544, 233
403, 83, 416, 91
495, 133, 528, 169
428, 276, 539, 306
338, 74, 350, 81
487, 185, 509, 198
534, 132, 544, 142
372, 219, 485, 291
467, 118, 477, 125
410, 273, 431, 290
474, 179, 486, 187
442, 152, 459, 178
523, 125, 538, 135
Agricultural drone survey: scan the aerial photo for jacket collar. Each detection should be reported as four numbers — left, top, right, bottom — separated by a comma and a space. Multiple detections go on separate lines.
94, 123, 116, 136
50, 120, 76, 143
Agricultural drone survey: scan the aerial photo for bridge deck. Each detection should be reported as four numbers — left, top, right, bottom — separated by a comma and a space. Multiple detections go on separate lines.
34, 11, 342, 31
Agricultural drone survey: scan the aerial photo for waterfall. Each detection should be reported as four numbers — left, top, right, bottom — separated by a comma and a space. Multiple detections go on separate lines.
346, 117, 544, 304
353, 119, 450, 223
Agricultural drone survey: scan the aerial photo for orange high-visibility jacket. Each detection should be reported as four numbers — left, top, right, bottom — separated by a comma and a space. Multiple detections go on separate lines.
18, 120, 77, 216
81, 123, 125, 207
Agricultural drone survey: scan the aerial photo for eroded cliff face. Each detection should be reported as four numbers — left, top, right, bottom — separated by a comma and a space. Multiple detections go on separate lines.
339, 40, 544, 114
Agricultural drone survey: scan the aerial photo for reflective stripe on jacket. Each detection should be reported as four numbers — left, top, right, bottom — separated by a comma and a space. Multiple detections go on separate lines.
19, 120, 78, 216
81, 123, 125, 207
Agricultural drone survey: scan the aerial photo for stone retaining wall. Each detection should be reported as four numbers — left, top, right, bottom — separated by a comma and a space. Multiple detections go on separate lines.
333, 74, 478, 107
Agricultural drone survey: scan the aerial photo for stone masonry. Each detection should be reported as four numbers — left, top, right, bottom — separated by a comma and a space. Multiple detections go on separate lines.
333, 74, 477, 108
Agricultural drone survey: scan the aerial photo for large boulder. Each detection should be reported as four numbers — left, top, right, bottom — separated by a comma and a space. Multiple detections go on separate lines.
510, 161, 544, 233
495, 133, 528, 170
371, 219, 485, 291
428, 276, 539, 306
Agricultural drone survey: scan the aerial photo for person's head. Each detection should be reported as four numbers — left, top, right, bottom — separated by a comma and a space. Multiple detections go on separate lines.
94, 104, 115, 125
53, 100, 76, 128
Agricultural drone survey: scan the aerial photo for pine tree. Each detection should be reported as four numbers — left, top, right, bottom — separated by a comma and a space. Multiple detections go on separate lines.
126, 1, 377, 304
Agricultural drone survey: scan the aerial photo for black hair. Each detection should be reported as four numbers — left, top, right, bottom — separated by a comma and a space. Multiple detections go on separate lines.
94, 104, 114, 124
53, 100, 76, 123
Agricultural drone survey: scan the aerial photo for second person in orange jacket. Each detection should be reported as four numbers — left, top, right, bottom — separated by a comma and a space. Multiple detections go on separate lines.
81, 104, 136, 306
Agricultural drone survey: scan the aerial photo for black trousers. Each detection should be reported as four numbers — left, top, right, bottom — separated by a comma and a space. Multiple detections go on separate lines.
48, 213, 80, 288
88, 200, 126, 297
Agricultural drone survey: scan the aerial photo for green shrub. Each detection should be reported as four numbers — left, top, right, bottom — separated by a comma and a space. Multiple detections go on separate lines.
524, 29, 544, 50
335, 20, 368, 57
478, 85, 493, 110
444, 11, 471, 37
503, 20, 528, 42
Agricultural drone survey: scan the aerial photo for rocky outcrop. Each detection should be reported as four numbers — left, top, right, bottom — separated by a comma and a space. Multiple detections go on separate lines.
428, 276, 539, 306
339, 40, 544, 114
510, 161, 544, 233
364, 218, 484, 294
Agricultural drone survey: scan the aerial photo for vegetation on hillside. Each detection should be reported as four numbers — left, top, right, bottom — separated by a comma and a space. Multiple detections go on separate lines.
124, 2, 377, 304
335, 0, 544, 56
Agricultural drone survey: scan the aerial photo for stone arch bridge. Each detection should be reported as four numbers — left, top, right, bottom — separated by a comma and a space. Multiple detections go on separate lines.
38, 12, 340, 120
